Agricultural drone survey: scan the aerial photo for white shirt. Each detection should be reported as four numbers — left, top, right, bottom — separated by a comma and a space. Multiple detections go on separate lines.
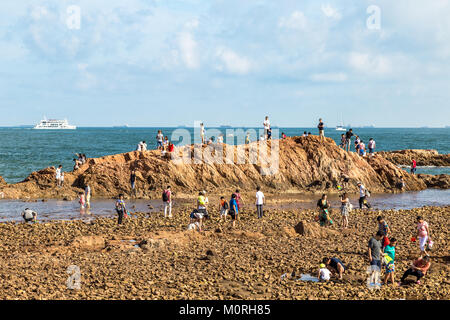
55, 168, 61, 179
141, 143, 147, 151
263, 119, 270, 130
136, 143, 142, 151
359, 185, 366, 197
256, 191, 265, 205
319, 268, 331, 281
157, 133, 163, 142
23, 209, 36, 220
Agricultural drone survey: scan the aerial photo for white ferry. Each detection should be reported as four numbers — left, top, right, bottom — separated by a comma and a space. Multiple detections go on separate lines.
33, 118, 76, 130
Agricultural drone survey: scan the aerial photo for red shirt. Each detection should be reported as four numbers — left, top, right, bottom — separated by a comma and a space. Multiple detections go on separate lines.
412, 160, 417, 168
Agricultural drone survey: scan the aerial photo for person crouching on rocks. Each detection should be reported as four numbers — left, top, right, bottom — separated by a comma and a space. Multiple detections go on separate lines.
188, 209, 203, 231
22, 208, 37, 223
317, 194, 333, 226
322, 257, 346, 280
317, 263, 331, 282
115, 194, 127, 225
399, 255, 431, 286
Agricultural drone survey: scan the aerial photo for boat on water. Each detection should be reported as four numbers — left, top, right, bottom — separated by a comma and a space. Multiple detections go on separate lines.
33, 118, 76, 130
335, 114, 346, 131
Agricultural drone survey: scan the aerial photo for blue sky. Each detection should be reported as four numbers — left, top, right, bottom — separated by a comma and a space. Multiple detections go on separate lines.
0, 0, 449, 127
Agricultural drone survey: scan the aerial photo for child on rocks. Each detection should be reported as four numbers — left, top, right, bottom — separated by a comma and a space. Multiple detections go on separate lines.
219, 196, 229, 220
115, 193, 127, 225
317, 263, 331, 281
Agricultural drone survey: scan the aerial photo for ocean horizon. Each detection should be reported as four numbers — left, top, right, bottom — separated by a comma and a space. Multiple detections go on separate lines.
1, 127, 449, 183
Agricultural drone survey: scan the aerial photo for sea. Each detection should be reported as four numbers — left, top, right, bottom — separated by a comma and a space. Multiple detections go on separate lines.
0, 127, 449, 184
0, 127, 449, 221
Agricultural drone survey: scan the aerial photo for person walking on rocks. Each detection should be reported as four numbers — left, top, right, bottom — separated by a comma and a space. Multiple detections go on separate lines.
317, 118, 325, 141
78, 191, 86, 213
163, 186, 172, 218
411, 159, 417, 174
55, 165, 63, 188
255, 186, 265, 219
322, 257, 345, 280
219, 196, 229, 221
357, 182, 371, 209
234, 189, 243, 220
115, 193, 127, 225
229, 193, 239, 228
368, 231, 384, 273
416, 216, 431, 256
317, 194, 333, 226
340, 193, 351, 228
399, 255, 431, 285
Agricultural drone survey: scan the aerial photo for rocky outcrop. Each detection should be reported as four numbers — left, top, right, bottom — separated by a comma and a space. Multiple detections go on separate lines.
294, 220, 339, 237
0, 176, 6, 187
378, 149, 450, 166
417, 174, 450, 189
0, 136, 427, 199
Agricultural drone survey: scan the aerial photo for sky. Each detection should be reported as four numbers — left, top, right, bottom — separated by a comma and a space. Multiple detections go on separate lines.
0, 0, 449, 127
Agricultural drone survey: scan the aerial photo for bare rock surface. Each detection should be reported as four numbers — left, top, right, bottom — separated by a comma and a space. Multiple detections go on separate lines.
0, 206, 448, 300
1, 136, 427, 199
378, 149, 450, 166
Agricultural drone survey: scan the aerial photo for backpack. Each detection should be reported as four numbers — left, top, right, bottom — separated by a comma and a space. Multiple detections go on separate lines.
162, 190, 169, 202
223, 201, 229, 209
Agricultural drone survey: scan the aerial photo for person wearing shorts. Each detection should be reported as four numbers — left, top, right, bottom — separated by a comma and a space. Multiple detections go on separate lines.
219, 196, 228, 221
368, 231, 384, 272
317, 118, 324, 141
383, 238, 396, 286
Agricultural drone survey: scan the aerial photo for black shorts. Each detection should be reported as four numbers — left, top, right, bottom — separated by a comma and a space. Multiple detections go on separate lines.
229, 210, 237, 220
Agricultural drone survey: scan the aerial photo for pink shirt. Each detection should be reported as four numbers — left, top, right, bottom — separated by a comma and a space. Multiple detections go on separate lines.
417, 221, 429, 238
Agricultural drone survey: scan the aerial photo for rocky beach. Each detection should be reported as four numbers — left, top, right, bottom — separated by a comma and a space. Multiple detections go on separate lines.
0, 205, 448, 300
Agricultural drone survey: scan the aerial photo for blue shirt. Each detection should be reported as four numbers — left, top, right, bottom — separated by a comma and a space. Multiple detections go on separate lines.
229, 199, 238, 214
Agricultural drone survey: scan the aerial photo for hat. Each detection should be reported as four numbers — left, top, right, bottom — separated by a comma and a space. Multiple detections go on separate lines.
319, 263, 326, 268
357, 182, 362, 185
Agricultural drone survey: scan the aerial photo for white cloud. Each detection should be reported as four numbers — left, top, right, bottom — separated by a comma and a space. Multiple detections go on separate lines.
184, 18, 199, 29
76, 63, 97, 89
311, 72, 347, 82
321, 4, 341, 20
349, 52, 391, 75
278, 11, 307, 30
178, 31, 199, 69
215, 47, 252, 75
31, 6, 48, 20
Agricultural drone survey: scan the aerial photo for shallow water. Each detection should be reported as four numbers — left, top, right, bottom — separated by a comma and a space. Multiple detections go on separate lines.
0, 189, 448, 222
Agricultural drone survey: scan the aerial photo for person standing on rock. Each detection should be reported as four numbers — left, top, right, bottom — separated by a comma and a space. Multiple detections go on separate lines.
234, 189, 243, 220
163, 186, 172, 218
316, 194, 333, 226
55, 165, 62, 188
317, 118, 325, 142
357, 182, 371, 209
359, 140, 366, 157
339, 134, 346, 149
340, 193, 351, 228
219, 196, 229, 221
200, 123, 206, 145
411, 159, 417, 174
255, 186, 265, 219
229, 193, 239, 228
368, 231, 384, 274
78, 191, 86, 214
377, 216, 391, 248
368, 138, 376, 155
156, 130, 164, 150
416, 216, 431, 256
263, 116, 270, 140
130, 170, 137, 198
115, 193, 127, 225
383, 238, 396, 286
85, 185, 91, 209
345, 129, 354, 152
322, 257, 345, 280
399, 255, 431, 285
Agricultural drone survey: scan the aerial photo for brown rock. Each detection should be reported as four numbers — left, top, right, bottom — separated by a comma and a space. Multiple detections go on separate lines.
294, 220, 340, 237
378, 149, 450, 166
417, 174, 450, 189
72, 235, 106, 250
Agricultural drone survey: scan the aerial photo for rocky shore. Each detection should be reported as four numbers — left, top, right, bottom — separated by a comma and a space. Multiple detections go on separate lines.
378, 149, 450, 167
0, 136, 429, 200
0, 206, 448, 300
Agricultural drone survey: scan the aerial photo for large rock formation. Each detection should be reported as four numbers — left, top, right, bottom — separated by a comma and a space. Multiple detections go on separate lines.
378, 149, 450, 166
0, 176, 6, 187
0, 136, 427, 199
417, 174, 450, 189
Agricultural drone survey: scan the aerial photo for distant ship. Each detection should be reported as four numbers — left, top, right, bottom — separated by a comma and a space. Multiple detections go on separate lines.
33, 118, 76, 130
113, 124, 130, 128
335, 114, 346, 131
